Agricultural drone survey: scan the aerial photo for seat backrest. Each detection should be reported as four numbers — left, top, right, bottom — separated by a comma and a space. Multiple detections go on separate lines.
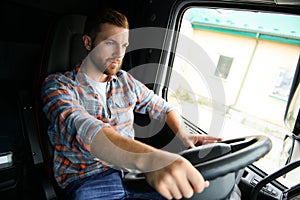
44, 15, 87, 74
34, 14, 87, 198
38, 14, 87, 157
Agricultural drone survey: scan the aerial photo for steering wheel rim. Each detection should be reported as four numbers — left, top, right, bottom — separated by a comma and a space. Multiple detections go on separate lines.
193, 135, 272, 180
124, 135, 272, 181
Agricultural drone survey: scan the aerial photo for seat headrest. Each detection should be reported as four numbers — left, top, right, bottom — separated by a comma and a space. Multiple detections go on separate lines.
46, 15, 87, 74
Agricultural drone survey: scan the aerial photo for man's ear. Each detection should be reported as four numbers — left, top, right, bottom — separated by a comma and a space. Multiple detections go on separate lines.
82, 35, 92, 51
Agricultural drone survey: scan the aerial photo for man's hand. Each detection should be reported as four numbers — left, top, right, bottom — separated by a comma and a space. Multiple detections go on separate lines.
165, 110, 222, 148
181, 134, 222, 148
145, 156, 209, 200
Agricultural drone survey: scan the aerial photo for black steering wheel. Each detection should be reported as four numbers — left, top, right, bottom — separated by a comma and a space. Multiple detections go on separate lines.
184, 135, 272, 180
125, 135, 272, 181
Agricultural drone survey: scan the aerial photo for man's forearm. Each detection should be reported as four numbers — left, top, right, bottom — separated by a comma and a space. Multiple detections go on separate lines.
90, 126, 179, 172
165, 110, 186, 139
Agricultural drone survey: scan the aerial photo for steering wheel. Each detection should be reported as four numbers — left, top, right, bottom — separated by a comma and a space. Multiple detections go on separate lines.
186, 135, 271, 180
125, 135, 272, 181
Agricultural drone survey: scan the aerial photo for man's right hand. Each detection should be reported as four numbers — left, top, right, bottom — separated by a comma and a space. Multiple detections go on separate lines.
145, 156, 209, 200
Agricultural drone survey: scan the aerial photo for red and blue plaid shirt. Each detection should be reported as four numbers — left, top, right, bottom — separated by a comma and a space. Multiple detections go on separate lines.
41, 66, 174, 188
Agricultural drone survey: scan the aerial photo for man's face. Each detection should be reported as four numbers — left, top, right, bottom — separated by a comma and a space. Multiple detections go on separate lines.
86, 23, 129, 77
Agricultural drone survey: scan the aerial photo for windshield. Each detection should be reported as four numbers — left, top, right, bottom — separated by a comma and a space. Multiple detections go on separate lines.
168, 7, 300, 187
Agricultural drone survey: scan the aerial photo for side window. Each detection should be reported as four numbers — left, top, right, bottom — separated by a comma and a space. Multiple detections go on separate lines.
168, 7, 300, 186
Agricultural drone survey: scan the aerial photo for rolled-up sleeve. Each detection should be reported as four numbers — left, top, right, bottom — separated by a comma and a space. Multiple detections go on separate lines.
125, 72, 176, 120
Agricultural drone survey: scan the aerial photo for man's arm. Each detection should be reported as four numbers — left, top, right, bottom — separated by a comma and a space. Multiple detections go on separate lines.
126, 72, 221, 147
165, 110, 222, 148
90, 126, 209, 200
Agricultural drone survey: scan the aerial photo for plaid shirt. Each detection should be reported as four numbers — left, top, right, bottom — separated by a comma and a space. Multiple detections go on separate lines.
41, 66, 174, 188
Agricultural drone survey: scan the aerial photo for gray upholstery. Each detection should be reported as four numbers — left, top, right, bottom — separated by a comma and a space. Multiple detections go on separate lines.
46, 15, 87, 73
35, 15, 88, 198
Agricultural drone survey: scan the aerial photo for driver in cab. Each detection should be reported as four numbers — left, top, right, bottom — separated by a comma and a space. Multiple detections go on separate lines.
41, 8, 222, 200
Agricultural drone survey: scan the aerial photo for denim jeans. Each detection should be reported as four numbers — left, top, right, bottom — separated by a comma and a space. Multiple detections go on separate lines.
64, 169, 165, 200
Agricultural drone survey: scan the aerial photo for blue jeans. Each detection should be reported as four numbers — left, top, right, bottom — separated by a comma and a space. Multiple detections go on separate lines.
64, 169, 165, 200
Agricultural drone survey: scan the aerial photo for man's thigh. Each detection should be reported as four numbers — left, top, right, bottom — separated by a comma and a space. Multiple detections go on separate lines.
65, 169, 125, 200
123, 179, 165, 200
64, 169, 165, 200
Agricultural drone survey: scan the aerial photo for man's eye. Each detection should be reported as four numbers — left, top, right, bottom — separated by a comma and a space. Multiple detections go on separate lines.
105, 41, 114, 45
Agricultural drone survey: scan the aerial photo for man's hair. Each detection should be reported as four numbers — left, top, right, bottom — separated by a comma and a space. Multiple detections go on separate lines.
83, 8, 129, 42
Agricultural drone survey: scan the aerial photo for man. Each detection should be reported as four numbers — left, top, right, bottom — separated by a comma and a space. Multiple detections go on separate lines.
41, 9, 222, 200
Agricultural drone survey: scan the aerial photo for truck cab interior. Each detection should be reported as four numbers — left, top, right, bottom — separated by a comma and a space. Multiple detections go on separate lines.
0, 0, 300, 199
